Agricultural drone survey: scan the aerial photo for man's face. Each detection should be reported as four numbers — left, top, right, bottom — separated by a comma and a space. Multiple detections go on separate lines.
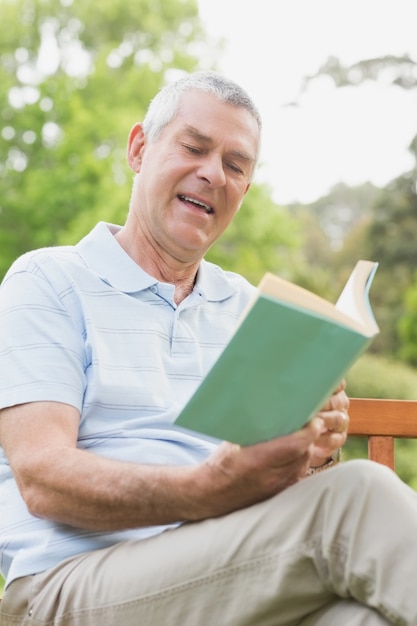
128, 89, 260, 263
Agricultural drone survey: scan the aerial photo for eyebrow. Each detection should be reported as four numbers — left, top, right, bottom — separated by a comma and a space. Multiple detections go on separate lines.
184, 124, 256, 164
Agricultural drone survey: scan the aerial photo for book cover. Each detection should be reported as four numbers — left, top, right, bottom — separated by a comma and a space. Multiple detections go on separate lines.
175, 261, 379, 445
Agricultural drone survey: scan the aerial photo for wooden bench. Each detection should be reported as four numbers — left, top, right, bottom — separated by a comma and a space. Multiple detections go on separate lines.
349, 397, 417, 470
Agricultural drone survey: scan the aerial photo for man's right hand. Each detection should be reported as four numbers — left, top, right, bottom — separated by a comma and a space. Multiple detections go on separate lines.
187, 417, 324, 520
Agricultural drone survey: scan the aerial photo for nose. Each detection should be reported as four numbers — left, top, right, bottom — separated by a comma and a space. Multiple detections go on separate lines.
198, 153, 226, 188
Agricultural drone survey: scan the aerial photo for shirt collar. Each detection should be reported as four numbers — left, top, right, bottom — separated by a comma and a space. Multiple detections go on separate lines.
76, 222, 238, 302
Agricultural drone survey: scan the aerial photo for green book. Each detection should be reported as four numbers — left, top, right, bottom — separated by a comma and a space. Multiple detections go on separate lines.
175, 260, 379, 445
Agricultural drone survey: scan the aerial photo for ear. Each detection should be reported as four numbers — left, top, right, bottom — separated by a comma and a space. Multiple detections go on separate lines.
127, 123, 146, 173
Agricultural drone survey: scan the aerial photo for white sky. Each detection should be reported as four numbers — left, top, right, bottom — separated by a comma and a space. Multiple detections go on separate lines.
197, 0, 417, 203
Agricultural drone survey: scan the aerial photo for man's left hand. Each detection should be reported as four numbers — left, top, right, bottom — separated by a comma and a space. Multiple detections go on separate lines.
308, 380, 349, 468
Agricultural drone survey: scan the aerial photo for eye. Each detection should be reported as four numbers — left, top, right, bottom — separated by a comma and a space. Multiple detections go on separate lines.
227, 162, 244, 175
183, 143, 202, 155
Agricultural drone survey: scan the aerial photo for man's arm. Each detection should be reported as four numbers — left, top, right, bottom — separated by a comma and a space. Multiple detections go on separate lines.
0, 401, 323, 531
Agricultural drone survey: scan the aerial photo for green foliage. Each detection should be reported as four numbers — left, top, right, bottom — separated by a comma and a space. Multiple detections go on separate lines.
394, 440, 417, 490
362, 172, 417, 356
286, 182, 380, 304
346, 353, 417, 400
398, 273, 417, 365
283, 204, 335, 297
301, 181, 380, 251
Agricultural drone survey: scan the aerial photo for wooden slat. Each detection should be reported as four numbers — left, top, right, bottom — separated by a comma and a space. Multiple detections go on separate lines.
368, 435, 395, 470
347, 398, 417, 469
348, 398, 417, 438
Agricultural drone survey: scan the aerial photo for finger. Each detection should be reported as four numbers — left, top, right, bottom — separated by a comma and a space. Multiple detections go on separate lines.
313, 428, 347, 450
336, 410, 349, 433
320, 389, 350, 413
309, 429, 347, 464
332, 379, 346, 394
332, 410, 349, 433
316, 410, 349, 434
251, 417, 324, 464
296, 416, 325, 443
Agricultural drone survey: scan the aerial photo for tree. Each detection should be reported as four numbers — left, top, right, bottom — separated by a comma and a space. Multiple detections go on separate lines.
399, 274, 417, 366
363, 169, 417, 355
302, 53, 417, 357
286, 182, 380, 301
302, 54, 417, 92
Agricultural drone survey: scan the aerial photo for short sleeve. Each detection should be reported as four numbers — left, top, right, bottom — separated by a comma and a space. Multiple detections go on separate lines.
0, 254, 87, 410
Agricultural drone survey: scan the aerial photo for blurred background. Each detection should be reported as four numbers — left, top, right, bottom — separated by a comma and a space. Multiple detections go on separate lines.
1, 0, 417, 590
199, 0, 417, 206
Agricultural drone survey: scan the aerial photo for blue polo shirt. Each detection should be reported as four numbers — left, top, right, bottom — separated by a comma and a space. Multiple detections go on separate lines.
0, 222, 255, 587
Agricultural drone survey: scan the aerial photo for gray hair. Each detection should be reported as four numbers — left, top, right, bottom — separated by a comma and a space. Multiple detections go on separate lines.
142, 71, 262, 142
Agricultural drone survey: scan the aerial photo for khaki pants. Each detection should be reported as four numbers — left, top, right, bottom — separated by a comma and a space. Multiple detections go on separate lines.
1, 460, 415, 625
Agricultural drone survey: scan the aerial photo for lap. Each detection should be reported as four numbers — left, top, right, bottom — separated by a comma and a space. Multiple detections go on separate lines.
1, 461, 409, 625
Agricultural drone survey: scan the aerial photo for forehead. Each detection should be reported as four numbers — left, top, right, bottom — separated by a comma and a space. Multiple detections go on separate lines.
169, 90, 260, 160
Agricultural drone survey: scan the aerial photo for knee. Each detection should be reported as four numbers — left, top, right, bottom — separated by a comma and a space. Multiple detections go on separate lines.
334, 458, 397, 483
337, 458, 394, 479
330, 458, 406, 500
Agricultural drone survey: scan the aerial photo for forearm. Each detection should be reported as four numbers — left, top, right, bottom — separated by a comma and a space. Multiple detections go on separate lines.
17, 433, 319, 531
19, 446, 205, 531
2, 404, 325, 532
1, 402, 212, 531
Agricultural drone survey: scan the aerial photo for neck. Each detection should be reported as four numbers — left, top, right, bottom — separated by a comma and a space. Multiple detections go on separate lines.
115, 224, 200, 305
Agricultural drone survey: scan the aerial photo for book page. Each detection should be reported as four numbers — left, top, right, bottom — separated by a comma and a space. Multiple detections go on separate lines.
258, 261, 378, 336
335, 261, 379, 335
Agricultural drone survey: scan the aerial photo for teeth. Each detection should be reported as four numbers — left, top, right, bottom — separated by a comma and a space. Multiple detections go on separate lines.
179, 195, 212, 213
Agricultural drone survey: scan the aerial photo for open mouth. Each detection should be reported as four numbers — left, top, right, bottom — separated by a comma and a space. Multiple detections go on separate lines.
178, 194, 214, 214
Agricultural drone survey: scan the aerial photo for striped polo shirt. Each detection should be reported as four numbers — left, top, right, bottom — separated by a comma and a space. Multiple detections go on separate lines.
0, 221, 255, 588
